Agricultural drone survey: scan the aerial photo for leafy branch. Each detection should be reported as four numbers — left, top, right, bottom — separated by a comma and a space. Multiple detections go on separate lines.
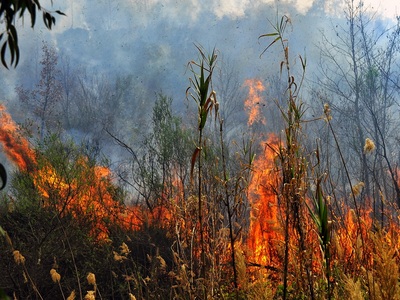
0, 0, 65, 68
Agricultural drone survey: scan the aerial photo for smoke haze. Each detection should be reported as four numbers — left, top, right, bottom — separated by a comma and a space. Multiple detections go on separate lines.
0, 0, 398, 165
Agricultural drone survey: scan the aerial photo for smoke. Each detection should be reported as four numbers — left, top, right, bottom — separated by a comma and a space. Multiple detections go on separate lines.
0, 0, 398, 164
6, 1, 398, 87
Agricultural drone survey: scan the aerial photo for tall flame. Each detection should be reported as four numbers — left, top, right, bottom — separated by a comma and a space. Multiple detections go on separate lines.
243, 79, 266, 126
0, 104, 36, 170
247, 134, 283, 266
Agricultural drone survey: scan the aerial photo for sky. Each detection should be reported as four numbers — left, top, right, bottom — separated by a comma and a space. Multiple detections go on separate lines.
52, 0, 398, 28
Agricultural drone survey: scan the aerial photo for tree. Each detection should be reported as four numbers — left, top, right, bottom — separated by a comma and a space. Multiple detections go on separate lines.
113, 94, 192, 212
66, 69, 138, 155
58, 54, 77, 130
16, 42, 64, 140
317, 0, 400, 214
0, 0, 64, 68
214, 56, 246, 138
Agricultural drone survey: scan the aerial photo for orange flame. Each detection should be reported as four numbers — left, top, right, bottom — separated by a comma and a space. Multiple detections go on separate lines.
33, 158, 137, 240
0, 104, 36, 170
246, 133, 321, 280
244, 79, 266, 126
0, 104, 145, 241
247, 134, 282, 266
247, 137, 400, 286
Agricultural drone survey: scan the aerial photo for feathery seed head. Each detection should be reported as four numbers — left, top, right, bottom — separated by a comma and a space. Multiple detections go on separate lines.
129, 293, 136, 300
87, 272, 96, 285
352, 181, 365, 197
50, 268, 61, 283
113, 251, 125, 262
84, 290, 95, 300
13, 250, 25, 265
323, 103, 332, 121
67, 290, 76, 300
120, 242, 130, 255
364, 138, 375, 154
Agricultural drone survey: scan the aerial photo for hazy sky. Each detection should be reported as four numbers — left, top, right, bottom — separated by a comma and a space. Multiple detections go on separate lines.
2, 0, 399, 103
50, 0, 398, 30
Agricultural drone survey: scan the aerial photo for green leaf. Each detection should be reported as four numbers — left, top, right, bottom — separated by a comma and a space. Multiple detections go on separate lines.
299, 54, 306, 71
18, 4, 27, 19
7, 36, 15, 67
259, 36, 281, 58
9, 25, 19, 66
55, 10, 66, 16
259, 32, 279, 38
43, 12, 53, 29
33, 0, 42, 10
1, 42, 8, 69
0, 163, 7, 190
9, 25, 18, 47
0, 225, 6, 237
30, 4, 37, 28
199, 108, 208, 130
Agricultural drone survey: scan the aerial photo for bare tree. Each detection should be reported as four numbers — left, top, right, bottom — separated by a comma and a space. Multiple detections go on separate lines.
214, 56, 247, 138
58, 54, 78, 130
317, 0, 400, 214
16, 42, 64, 140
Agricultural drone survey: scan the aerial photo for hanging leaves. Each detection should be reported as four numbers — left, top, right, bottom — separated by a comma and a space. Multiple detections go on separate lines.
0, 0, 65, 68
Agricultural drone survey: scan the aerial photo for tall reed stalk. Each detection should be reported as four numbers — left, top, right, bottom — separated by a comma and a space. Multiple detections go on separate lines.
186, 45, 218, 298
260, 15, 314, 299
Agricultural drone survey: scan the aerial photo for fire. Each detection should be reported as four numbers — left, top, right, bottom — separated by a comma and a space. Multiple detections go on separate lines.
247, 134, 283, 266
0, 104, 144, 241
5, 96, 400, 295
243, 79, 267, 126
0, 104, 36, 170
246, 132, 400, 289
32, 157, 140, 240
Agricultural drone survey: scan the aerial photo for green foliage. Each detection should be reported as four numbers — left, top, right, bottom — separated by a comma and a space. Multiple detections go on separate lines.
307, 145, 332, 298
309, 179, 330, 248
0, 0, 65, 68
134, 94, 193, 211
259, 15, 291, 58
186, 45, 218, 130
151, 94, 191, 169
